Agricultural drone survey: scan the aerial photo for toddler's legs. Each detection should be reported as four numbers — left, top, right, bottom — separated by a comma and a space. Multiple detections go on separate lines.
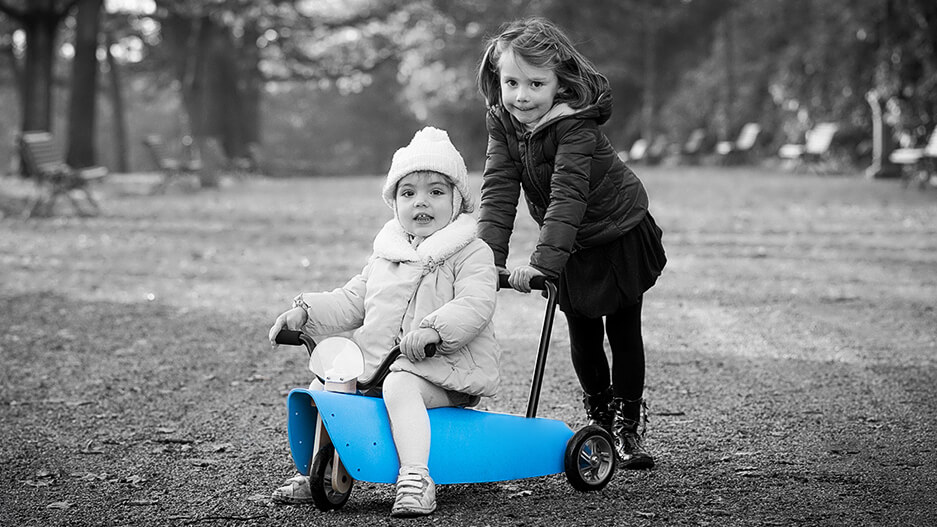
382, 371, 452, 467
382, 370, 448, 517
270, 377, 326, 504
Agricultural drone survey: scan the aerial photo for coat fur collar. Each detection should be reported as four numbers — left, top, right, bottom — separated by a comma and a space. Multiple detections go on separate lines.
372, 214, 478, 271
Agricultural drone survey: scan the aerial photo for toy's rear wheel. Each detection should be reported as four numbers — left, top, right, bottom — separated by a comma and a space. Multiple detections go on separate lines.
310, 445, 354, 510
564, 425, 615, 491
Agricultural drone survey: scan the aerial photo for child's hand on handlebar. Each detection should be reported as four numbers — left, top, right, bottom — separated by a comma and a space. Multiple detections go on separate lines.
508, 265, 546, 293
268, 307, 308, 348
399, 328, 440, 362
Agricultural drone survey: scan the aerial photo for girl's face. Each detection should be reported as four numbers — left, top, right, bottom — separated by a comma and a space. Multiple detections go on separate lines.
395, 172, 454, 237
498, 48, 559, 127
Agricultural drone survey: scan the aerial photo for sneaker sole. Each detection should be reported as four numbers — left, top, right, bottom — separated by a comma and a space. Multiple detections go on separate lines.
391, 504, 437, 518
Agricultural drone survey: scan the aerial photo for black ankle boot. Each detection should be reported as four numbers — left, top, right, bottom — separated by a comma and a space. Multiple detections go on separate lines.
611, 397, 654, 469
581, 387, 614, 433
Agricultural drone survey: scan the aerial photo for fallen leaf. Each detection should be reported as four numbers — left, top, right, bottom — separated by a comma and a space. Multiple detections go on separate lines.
209, 442, 235, 453
247, 494, 270, 502
22, 479, 53, 488
188, 458, 220, 467
46, 501, 71, 510
79, 439, 104, 454
635, 511, 657, 519
508, 490, 532, 498
125, 475, 147, 487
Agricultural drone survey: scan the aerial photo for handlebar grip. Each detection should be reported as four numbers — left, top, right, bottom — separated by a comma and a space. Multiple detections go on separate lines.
274, 329, 304, 346
498, 274, 549, 291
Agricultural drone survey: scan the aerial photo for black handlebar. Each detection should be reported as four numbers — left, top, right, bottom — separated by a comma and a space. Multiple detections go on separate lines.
274, 329, 436, 390
498, 274, 550, 291
274, 329, 305, 347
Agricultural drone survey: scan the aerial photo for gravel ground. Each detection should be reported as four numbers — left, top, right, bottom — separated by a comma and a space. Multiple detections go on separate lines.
1, 167, 935, 526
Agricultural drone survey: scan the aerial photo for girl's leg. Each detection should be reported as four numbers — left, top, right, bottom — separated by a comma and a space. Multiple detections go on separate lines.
604, 297, 654, 469
382, 371, 449, 517
565, 313, 614, 429
565, 313, 610, 394
604, 297, 645, 402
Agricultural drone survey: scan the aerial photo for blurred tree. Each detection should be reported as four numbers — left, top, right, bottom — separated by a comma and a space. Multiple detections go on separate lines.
0, 15, 21, 90
66, 0, 102, 168
145, 0, 428, 177
102, 27, 128, 172
0, 0, 76, 134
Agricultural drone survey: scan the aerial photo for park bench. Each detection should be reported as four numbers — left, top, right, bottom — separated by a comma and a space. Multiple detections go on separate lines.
889, 127, 937, 190
681, 128, 707, 164
715, 122, 761, 164
143, 134, 203, 193
778, 122, 840, 174
18, 130, 108, 218
623, 135, 669, 165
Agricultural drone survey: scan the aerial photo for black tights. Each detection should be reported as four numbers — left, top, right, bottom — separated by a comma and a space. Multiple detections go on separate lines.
566, 297, 645, 401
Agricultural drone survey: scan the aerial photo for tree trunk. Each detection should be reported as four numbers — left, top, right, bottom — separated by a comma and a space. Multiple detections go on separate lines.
20, 11, 61, 133
641, 6, 657, 141
66, 0, 102, 168
156, 6, 265, 182
2, 44, 22, 104
105, 30, 129, 172
236, 24, 262, 159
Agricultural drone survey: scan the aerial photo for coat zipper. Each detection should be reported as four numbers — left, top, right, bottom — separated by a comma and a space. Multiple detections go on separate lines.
522, 131, 551, 212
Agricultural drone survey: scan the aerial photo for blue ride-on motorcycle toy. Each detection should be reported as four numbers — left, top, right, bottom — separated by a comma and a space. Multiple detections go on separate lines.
274, 276, 616, 510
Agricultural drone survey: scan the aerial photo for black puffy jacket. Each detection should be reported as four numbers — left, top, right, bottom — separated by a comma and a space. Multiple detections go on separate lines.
478, 91, 649, 278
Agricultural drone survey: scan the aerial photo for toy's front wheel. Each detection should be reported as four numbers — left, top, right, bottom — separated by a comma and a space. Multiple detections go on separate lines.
564, 425, 615, 491
310, 445, 354, 510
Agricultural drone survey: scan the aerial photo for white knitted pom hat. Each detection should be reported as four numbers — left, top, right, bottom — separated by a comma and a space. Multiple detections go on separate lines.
382, 127, 473, 220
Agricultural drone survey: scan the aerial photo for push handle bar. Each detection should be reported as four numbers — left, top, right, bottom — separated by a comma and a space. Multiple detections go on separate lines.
498, 274, 549, 291
496, 272, 558, 419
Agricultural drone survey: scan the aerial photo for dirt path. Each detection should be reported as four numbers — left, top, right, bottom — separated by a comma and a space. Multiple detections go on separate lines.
1, 167, 935, 526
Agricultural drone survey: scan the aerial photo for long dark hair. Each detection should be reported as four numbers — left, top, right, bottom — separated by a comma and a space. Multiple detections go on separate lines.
477, 16, 609, 110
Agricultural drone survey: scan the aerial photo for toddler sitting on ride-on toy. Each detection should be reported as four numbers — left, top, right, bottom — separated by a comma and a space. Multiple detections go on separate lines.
267, 127, 501, 517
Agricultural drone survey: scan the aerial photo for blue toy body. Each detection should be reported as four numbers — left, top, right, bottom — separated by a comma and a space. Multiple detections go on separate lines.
288, 388, 575, 484
278, 278, 615, 507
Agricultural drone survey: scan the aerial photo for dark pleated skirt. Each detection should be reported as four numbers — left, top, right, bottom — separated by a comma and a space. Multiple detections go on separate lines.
558, 212, 667, 318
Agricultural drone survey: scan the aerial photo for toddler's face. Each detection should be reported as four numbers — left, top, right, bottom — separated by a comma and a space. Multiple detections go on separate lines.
498, 49, 559, 127
395, 172, 454, 237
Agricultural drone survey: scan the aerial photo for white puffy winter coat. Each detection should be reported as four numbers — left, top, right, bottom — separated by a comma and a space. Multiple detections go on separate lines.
296, 214, 501, 397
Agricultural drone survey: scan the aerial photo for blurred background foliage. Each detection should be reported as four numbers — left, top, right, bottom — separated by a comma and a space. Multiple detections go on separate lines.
1, 0, 935, 176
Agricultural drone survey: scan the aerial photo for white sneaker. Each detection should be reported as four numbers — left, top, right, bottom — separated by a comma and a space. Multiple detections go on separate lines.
271, 473, 314, 505
390, 465, 436, 517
